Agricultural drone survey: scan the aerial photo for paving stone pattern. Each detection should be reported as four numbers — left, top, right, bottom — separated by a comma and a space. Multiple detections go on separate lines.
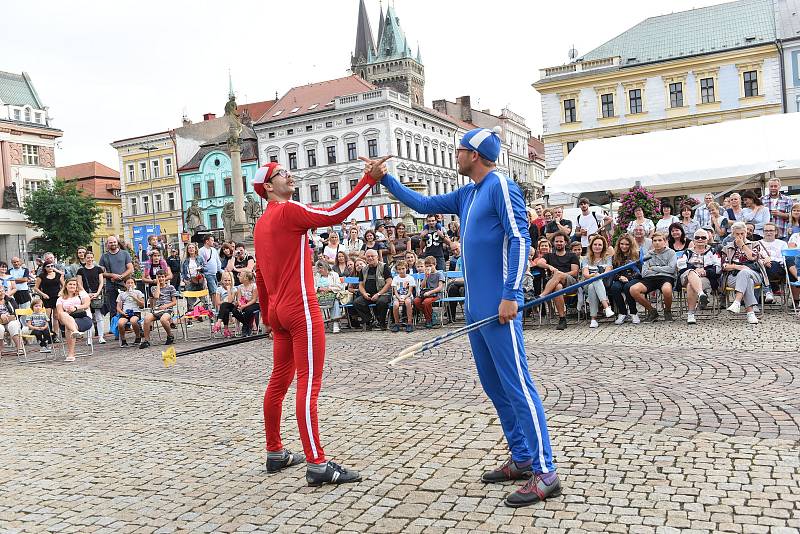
1, 313, 799, 533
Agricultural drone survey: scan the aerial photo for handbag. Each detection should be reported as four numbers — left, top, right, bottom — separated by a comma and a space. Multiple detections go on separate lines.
316, 290, 337, 306
90, 295, 103, 310
336, 290, 353, 305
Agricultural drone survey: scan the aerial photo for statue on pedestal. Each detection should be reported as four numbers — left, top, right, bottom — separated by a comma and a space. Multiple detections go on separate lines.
221, 201, 235, 242
185, 199, 204, 233
244, 193, 262, 231
3, 183, 21, 210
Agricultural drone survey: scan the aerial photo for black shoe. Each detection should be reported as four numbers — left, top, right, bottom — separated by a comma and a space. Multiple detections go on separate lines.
164, 336, 174, 345
646, 309, 659, 323
139, 340, 150, 349
266, 449, 306, 474
133, 337, 141, 345
556, 317, 567, 330
120, 340, 128, 347
481, 457, 533, 483
663, 310, 674, 322
390, 324, 400, 333
363, 323, 373, 332
699, 293, 709, 309
306, 461, 362, 487
378, 322, 387, 331
505, 473, 562, 508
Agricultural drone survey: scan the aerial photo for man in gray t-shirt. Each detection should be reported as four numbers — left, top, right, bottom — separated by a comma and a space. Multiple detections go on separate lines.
99, 236, 133, 317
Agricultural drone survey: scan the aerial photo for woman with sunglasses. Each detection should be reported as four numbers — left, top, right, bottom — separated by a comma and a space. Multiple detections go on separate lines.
676, 229, 720, 324
34, 261, 65, 342
251, 156, 389, 487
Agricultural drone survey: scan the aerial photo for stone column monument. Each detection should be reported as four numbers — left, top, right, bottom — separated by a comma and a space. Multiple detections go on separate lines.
225, 94, 253, 245
388, 174, 428, 233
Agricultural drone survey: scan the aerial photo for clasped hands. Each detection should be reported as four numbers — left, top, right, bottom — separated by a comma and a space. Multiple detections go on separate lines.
358, 155, 393, 180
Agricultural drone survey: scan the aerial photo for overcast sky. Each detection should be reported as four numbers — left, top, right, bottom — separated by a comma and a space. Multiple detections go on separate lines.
4, 0, 726, 169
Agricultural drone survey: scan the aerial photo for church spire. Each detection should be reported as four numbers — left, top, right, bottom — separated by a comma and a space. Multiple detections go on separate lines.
228, 69, 235, 99
352, 0, 376, 65
377, 0, 385, 50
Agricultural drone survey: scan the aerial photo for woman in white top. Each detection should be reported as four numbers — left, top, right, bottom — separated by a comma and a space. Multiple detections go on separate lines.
655, 203, 680, 233
342, 227, 364, 255
57, 278, 92, 362
626, 206, 655, 238
314, 261, 344, 333
322, 232, 342, 265
581, 235, 615, 328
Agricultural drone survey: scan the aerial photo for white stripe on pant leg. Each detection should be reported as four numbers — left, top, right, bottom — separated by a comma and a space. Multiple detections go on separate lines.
299, 235, 319, 460
509, 321, 548, 473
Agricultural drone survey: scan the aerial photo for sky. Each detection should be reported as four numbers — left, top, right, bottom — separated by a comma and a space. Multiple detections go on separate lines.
3, 0, 728, 169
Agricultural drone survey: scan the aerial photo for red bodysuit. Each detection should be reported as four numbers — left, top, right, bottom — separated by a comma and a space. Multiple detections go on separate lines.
254, 173, 377, 464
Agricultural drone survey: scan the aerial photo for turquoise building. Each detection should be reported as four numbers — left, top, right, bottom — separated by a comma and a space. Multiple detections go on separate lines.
177, 127, 260, 233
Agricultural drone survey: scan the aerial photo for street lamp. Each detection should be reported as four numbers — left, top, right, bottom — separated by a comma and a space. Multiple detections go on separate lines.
139, 145, 158, 245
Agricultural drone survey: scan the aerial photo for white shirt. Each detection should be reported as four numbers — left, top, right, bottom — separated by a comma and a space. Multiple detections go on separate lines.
576, 211, 600, 247
655, 216, 679, 233
761, 238, 787, 264
392, 274, 417, 299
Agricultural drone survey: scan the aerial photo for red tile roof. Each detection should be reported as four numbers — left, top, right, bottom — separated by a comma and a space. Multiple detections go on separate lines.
528, 137, 545, 161
57, 161, 120, 180
256, 75, 376, 123
238, 99, 277, 122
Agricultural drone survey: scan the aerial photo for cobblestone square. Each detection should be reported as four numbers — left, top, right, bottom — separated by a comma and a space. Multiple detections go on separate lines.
2, 314, 799, 533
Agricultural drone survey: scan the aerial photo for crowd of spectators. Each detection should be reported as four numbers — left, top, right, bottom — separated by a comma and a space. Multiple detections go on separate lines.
1, 179, 797, 361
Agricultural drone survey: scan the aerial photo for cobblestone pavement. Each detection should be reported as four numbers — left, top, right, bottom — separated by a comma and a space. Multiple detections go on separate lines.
1, 313, 799, 533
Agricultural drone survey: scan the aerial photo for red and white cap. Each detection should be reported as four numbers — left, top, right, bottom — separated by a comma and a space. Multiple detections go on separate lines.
253, 162, 281, 200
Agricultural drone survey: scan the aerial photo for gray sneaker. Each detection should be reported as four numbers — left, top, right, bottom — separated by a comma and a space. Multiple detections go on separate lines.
505, 473, 562, 508
646, 309, 659, 323
663, 310, 674, 322
481, 457, 532, 483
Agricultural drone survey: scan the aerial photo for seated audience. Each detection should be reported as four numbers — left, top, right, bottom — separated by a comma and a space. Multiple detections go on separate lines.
581, 235, 615, 328
655, 203, 680, 233
0, 284, 23, 356
56, 279, 92, 362
722, 222, 766, 324
26, 297, 52, 353
608, 234, 641, 324
314, 261, 344, 334
758, 222, 787, 304
414, 256, 444, 329
140, 271, 177, 348
628, 232, 676, 322
213, 271, 237, 338
678, 204, 700, 239
539, 232, 580, 331
232, 270, 260, 336
632, 225, 652, 257
391, 260, 417, 333
116, 276, 144, 347
626, 206, 655, 238
677, 229, 720, 324
668, 223, 691, 253
353, 250, 392, 331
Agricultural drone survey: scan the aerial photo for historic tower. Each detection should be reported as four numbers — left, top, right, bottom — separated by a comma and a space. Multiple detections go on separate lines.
351, 0, 425, 105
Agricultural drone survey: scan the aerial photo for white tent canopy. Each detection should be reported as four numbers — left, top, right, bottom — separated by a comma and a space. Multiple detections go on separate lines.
545, 112, 800, 197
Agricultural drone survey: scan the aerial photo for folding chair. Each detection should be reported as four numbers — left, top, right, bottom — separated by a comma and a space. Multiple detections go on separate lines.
59, 318, 94, 361
722, 269, 765, 318
437, 270, 465, 326
782, 249, 800, 317
177, 289, 213, 340
341, 277, 360, 328
15, 308, 53, 363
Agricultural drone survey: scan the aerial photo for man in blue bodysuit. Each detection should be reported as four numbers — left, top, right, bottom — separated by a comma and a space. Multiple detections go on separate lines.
370, 127, 561, 507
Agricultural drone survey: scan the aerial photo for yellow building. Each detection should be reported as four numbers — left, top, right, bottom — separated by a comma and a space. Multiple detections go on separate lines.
110, 131, 183, 255
56, 161, 123, 255
534, 0, 782, 176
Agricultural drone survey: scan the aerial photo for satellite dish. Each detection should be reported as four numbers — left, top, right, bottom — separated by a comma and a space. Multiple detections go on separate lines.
568, 46, 578, 61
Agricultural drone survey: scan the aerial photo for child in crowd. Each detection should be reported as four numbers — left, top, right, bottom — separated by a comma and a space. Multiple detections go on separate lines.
116, 276, 144, 347
391, 260, 416, 333
140, 271, 177, 349
213, 271, 237, 338
27, 297, 52, 353
233, 270, 259, 336
414, 259, 426, 275
414, 256, 444, 328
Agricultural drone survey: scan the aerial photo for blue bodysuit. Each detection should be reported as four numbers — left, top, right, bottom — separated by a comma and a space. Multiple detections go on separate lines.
382, 170, 556, 474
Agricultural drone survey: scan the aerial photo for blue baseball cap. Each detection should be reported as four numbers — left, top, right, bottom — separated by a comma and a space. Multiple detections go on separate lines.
459, 126, 502, 162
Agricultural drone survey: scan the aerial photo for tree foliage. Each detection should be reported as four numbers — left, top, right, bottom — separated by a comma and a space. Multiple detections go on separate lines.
612, 185, 661, 244
22, 179, 101, 260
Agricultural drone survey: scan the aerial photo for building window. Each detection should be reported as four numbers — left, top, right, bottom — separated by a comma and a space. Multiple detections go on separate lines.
151, 159, 160, 179
268, 132, 275, 139
288, 151, 298, 170
435, 182, 440, 195
423, 146, 429, 163
207, 180, 216, 197
209, 214, 219, 229
366, 113, 374, 121
269, 154, 278, 163
448, 152, 453, 168
167, 192, 176, 211
372, 183, 381, 195
368, 139, 378, 158
350, 178, 358, 191
326, 146, 336, 164
406, 140, 411, 158
700, 77, 715, 103
346, 117, 354, 125
34, 112, 42, 124
192, 183, 201, 199
287, 128, 293, 135
24, 108, 31, 122
433, 148, 438, 166
305, 125, 313, 132
13, 109, 21, 121
415, 143, 420, 161
744, 70, 758, 97
292, 189, 300, 201
347, 142, 357, 161
325, 121, 333, 128
224, 176, 232, 196
130, 198, 138, 216
566, 141, 578, 153
563, 99, 576, 123
154, 193, 162, 212
243, 175, 248, 193
127, 164, 135, 182
310, 184, 319, 202
105, 211, 113, 227
629, 89, 643, 114
601, 93, 614, 118
330, 182, 339, 201
142, 196, 150, 214
396, 139, 402, 157
307, 149, 317, 167
22, 144, 39, 165
441, 150, 446, 167
669, 82, 683, 108
140, 161, 148, 179
164, 157, 173, 176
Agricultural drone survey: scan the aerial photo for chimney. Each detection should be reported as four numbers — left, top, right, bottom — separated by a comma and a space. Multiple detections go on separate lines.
432, 99, 447, 114
456, 96, 472, 123
203, 113, 216, 121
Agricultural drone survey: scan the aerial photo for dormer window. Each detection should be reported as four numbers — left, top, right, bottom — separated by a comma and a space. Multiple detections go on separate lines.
24, 108, 31, 122
34, 112, 42, 124
13, 109, 21, 121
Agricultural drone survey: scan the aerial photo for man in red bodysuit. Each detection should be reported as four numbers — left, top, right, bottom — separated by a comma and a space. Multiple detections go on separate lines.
252, 156, 389, 486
